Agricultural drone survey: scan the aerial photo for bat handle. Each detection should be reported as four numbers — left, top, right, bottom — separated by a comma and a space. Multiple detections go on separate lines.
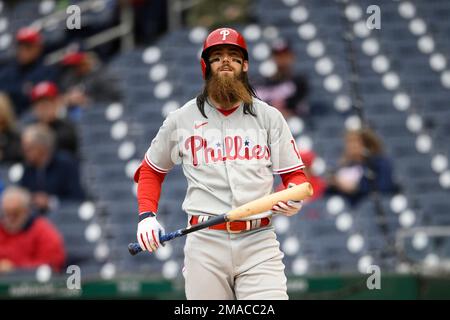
128, 229, 183, 256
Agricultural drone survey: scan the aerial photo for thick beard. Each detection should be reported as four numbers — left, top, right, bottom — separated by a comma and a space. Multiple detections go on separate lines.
206, 71, 253, 108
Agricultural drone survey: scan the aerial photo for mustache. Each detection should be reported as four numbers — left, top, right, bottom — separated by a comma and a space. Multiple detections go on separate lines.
218, 63, 235, 71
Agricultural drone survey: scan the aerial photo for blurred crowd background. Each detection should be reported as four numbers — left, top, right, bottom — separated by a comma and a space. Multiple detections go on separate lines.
0, 0, 449, 299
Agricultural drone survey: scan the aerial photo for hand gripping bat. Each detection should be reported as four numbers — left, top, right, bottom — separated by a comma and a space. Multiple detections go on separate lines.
128, 182, 313, 255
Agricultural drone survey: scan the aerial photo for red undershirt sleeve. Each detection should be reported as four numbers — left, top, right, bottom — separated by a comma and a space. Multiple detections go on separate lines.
134, 160, 167, 214
280, 168, 309, 188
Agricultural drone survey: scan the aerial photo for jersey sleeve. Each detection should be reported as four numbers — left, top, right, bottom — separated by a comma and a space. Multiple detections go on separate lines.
268, 109, 305, 174
144, 112, 180, 173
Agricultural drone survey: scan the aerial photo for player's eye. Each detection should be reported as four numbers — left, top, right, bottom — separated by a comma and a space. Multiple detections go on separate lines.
209, 57, 221, 63
231, 58, 242, 64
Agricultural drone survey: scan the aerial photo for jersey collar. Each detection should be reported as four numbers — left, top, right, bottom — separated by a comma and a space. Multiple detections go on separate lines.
206, 98, 243, 118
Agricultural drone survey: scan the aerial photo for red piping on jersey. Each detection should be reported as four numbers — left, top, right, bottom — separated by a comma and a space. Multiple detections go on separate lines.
145, 154, 168, 173
275, 163, 306, 174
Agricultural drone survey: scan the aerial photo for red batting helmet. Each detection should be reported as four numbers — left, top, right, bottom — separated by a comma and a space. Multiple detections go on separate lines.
200, 27, 248, 79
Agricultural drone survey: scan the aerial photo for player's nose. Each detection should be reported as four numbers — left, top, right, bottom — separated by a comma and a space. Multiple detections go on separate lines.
221, 53, 234, 62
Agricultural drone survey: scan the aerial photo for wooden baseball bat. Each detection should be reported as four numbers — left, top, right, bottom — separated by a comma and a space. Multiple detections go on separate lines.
128, 182, 313, 255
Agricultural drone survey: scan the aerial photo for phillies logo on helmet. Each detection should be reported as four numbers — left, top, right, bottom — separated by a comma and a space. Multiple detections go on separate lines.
219, 29, 231, 40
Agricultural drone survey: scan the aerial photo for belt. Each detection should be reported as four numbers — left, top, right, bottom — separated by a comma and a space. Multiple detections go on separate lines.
189, 215, 271, 233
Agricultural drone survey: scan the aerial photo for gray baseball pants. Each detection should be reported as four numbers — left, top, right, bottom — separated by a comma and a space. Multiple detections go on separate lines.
182, 224, 288, 300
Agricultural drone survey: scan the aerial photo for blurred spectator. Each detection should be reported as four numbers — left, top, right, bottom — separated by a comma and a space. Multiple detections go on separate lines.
326, 128, 398, 206
0, 186, 66, 273
184, 0, 252, 29
0, 27, 59, 116
22, 81, 79, 156
255, 39, 311, 120
299, 150, 327, 202
19, 124, 85, 214
59, 50, 122, 117
125, 0, 168, 45
0, 93, 22, 163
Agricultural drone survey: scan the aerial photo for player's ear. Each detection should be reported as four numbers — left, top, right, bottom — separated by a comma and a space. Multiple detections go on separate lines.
243, 60, 249, 72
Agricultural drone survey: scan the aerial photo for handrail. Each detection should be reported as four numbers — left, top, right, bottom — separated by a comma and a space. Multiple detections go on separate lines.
395, 226, 450, 273
168, 0, 202, 31
31, 0, 107, 30
41, 0, 134, 65
396, 226, 450, 252
34, 0, 205, 65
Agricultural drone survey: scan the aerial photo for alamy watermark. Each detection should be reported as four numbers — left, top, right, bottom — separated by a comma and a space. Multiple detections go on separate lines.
366, 5, 381, 30
366, 265, 381, 290
66, 5, 81, 30
66, 265, 81, 290
63, 4, 381, 31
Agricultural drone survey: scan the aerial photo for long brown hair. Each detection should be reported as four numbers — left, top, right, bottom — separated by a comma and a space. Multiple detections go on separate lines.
359, 128, 384, 156
196, 62, 259, 118
0, 93, 17, 131
344, 128, 384, 159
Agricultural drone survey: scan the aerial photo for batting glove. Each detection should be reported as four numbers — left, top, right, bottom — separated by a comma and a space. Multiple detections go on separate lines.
272, 183, 304, 217
137, 212, 165, 253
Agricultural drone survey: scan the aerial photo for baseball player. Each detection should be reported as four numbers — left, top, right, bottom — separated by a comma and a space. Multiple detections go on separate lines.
134, 27, 309, 300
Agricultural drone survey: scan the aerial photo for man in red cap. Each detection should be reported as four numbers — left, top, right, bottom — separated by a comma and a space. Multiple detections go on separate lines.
59, 51, 121, 114
24, 81, 79, 157
15, 27, 44, 65
133, 27, 311, 300
0, 27, 58, 116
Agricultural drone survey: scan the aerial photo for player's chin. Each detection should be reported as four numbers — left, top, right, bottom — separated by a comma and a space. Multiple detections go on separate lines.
218, 70, 235, 77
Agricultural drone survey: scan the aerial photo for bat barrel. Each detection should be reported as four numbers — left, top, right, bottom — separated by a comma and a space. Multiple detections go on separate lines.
227, 182, 313, 221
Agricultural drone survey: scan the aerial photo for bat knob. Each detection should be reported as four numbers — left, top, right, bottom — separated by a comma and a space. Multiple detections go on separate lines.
128, 243, 141, 256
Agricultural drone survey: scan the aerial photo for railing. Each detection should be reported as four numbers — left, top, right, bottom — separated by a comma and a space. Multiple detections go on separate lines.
21, 0, 204, 65
30, 1, 108, 31
396, 226, 450, 274
28, 0, 134, 65
167, 0, 202, 31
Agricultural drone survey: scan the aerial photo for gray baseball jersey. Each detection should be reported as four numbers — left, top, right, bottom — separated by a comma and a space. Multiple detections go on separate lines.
144, 97, 304, 220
